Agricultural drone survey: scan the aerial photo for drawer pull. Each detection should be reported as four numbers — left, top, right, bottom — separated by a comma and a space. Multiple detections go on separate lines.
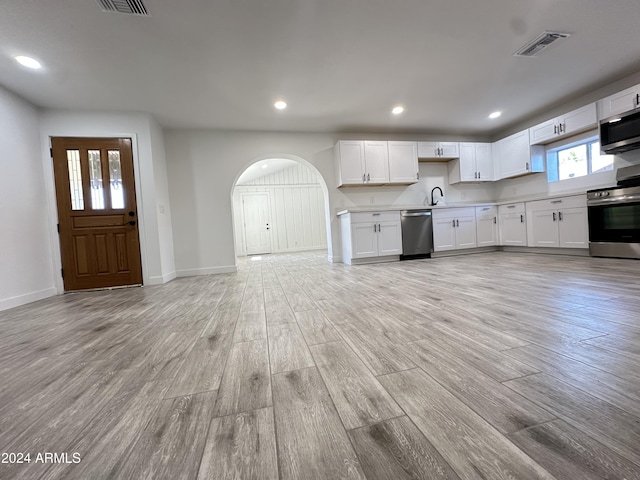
551, 200, 562, 204
507, 205, 516, 209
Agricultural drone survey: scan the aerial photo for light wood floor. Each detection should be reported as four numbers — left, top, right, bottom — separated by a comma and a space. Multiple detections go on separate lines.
1, 251, 640, 480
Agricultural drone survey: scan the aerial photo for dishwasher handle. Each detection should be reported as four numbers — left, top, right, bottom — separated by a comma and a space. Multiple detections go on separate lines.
401, 211, 432, 217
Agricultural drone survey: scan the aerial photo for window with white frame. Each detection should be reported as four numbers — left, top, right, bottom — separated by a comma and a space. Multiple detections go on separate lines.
547, 136, 614, 182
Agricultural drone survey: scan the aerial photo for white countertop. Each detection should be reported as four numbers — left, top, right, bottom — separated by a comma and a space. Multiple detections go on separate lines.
335, 191, 588, 215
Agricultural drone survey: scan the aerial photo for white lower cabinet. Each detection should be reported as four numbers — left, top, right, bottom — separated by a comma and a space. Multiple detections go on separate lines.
526, 195, 588, 248
340, 211, 402, 264
476, 206, 498, 247
498, 203, 527, 246
432, 208, 477, 252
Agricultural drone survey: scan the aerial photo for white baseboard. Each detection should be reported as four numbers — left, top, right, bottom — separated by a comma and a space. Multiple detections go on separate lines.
176, 265, 238, 277
500, 246, 589, 256
0, 287, 57, 312
147, 271, 177, 285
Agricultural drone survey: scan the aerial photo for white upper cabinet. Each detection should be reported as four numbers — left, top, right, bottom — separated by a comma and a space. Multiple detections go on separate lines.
494, 130, 545, 180
417, 141, 459, 160
388, 141, 419, 184
364, 141, 390, 184
598, 83, 640, 120
449, 142, 493, 183
335, 141, 366, 186
335, 140, 417, 187
529, 103, 597, 145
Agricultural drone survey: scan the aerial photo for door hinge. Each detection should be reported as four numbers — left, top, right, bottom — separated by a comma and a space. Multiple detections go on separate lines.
50, 148, 53, 158
61, 268, 64, 278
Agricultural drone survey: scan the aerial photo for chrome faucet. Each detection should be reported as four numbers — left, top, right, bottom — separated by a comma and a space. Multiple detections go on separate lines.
431, 186, 443, 206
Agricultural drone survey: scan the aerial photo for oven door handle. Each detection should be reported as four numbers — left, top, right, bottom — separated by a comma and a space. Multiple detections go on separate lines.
588, 194, 640, 205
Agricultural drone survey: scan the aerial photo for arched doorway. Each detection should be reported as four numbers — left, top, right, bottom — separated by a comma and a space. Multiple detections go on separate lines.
231, 155, 332, 260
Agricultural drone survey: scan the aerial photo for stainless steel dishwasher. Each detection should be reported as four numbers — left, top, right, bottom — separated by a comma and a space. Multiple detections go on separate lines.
400, 209, 433, 259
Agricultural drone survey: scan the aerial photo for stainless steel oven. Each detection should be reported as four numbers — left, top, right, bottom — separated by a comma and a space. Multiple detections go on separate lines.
587, 164, 640, 259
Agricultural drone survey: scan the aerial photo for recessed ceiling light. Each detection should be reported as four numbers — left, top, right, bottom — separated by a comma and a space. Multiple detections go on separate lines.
15, 55, 42, 69
274, 100, 287, 110
262, 164, 268, 169
392, 106, 404, 115
489, 111, 502, 119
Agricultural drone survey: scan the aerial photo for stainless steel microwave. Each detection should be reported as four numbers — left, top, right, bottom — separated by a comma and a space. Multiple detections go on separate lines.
600, 107, 640, 154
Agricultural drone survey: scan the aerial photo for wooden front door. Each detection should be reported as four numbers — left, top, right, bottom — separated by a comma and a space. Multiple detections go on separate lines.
51, 137, 142, 291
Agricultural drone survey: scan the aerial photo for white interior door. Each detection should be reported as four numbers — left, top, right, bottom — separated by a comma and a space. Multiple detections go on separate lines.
242, 192, 272, 255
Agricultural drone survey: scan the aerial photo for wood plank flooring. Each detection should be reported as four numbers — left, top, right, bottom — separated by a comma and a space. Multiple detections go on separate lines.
1, 251, 640, 479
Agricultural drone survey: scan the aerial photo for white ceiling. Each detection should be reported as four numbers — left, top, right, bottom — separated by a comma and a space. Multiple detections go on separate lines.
236, 158, 299, 184
2, 0, 640, 135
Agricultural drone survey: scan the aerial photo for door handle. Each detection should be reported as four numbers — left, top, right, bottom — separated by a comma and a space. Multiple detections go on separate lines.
128, 211, 135, 217
128, 220, 136, 226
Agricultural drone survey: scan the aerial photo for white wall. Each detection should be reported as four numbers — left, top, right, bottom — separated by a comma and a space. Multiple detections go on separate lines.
39, 110, 175, 289
493, 151, 640, 201
149, 117, 176, 282
164, 129, 495, 270
493, 69, 640, 200
0, 86, 56, 310
165, 130, 337, 274
233, 164, 327, 256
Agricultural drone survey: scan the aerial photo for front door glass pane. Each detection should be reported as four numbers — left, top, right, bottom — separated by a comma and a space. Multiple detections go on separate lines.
88, 150, 105, 210
108, 150, 124, 209
67, 150, 84, 210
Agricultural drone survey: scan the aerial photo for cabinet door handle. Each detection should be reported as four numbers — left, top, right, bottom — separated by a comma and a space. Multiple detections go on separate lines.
478, 171, 481, 179
474, 172, 477, 179
367, 173, 370, 182
520, 214, 524, 223
561, 123, 565, 133
526, 162, 529, 171
452, 219, 456, 227
494, 217, 497, 224
554, 125, 558, 134
558, 211, 563, 221
456, 219, 459, 227
373, 224, 377, 233
636, 93, 639, 107
553, 212, 557, 222
362, 173, 366, 182
416, 172, 419, 180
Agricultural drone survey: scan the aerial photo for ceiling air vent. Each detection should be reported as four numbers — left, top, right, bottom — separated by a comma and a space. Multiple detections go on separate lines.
96, 0, 149, 15
514, 31, 570, 57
